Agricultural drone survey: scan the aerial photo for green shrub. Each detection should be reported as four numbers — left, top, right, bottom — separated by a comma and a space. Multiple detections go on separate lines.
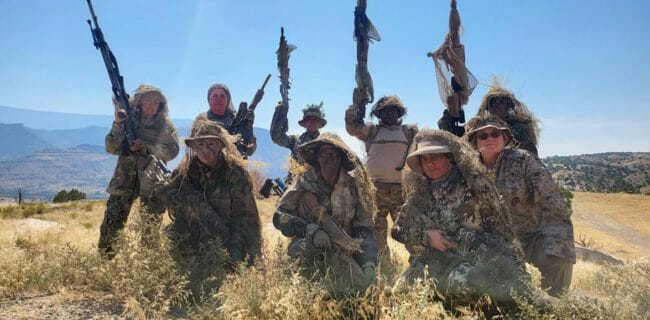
53, 188, 87, 203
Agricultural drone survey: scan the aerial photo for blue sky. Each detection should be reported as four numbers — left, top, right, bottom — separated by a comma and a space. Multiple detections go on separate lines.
1, 0, 649, 157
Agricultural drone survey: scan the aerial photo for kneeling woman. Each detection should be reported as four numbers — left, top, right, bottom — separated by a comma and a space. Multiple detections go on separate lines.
392, 129, 531, 303
158, 119, 262, 267
464, 114, 575, 297
273, 133, 377, 294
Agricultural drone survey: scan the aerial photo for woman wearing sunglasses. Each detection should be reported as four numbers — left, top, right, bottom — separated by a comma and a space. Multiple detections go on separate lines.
464, 114, 575, 297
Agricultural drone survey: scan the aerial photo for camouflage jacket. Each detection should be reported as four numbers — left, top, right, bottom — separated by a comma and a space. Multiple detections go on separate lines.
194, 110, 257, 157
160, 159, 262, 264
399, 167, 516, 257
105, 114, 179, 196
273, 168, 377, 267
493, 148, 575, 262
505, 117, 538, 156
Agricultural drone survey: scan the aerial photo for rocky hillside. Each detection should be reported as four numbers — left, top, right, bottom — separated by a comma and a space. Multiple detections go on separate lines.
544, 152, 650, 193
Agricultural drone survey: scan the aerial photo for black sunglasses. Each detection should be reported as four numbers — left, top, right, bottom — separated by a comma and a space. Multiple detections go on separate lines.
477, 131, 502, 140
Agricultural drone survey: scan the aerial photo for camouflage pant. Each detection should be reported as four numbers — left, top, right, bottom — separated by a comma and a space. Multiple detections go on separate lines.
373, 182, 403, 258
398, 240, 532, 303
98, 194, 165, 259
288, 237, 369, 295
520, 232, 573, 297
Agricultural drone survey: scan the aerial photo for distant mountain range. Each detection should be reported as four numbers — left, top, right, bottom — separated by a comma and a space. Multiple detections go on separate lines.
0, 106, 290, 199
2, 106, 649, 200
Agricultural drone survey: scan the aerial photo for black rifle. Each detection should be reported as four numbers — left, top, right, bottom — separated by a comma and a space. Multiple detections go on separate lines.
231, 74, 271, 134
230, 74, 271, 157
85, 0, 135, 151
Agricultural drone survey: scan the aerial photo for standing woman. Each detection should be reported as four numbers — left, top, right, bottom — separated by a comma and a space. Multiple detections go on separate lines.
194, 83, 257, 157
99, 84, 179, 259
465, 114, 575, 296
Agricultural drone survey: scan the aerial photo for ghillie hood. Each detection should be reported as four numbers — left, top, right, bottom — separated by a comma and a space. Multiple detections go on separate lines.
176, 118, 247, 179
296, 132, 376, 219
476, 86, 539, 147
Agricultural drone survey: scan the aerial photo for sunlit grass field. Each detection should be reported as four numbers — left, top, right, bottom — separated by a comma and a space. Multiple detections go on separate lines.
0, 192, 648, 319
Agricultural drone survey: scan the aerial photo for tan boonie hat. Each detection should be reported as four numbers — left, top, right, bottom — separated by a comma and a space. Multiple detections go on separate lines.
464, 114, 512, 146
406, 140, 452, 174
298, 132, 357, 171
298, 103, 327, 128
184, 119, 228, 146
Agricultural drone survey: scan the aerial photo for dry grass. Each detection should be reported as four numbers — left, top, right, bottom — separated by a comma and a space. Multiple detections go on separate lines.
0, 193, 649, 319
572, 192, 650, 260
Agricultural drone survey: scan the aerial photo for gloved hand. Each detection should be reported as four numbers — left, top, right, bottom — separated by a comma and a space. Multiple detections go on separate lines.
312, 229, 331, 250
363, 265, 376, 284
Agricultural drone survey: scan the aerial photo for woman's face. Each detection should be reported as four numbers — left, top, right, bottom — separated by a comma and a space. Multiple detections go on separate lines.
316, 144, 342, 174
475, 128, 506, 159
139, 95, 160, 118
420, 153, 453, 180
208, 88, 229, 116
192, 138, 224, 168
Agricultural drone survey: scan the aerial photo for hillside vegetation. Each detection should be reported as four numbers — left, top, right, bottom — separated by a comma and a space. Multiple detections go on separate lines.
0, 192, 649, 319
545, 152, 650, 194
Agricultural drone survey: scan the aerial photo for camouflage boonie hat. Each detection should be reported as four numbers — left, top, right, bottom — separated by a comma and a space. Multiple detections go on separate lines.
298, 102, 327, 128
184, 119, 229, 146
370, 95, 407, 118
298, 132, 357, 171
130, 84, 167, 111
464, 114, 513, 146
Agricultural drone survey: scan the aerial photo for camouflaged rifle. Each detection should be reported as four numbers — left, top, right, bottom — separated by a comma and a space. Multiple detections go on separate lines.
428, 0, 477, 137
353, 0, 381, 123
85, 0, 135, 152
273, 27, 296, 134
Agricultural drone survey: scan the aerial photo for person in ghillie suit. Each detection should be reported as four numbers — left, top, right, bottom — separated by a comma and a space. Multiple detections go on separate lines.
273, 133, 378, 295
99, 84, 179, 259
157, 119, 262, 268
438, 85, 540, 155
475, 86, 540, 156
465, 114, 575, 297
390, 128, 533, 305
270, 102, 327, 182
194, 83, 257, 158
345, 94, 417, 261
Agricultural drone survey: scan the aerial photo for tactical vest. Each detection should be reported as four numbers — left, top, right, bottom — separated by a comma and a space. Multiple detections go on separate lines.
365, 125, 416, 184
